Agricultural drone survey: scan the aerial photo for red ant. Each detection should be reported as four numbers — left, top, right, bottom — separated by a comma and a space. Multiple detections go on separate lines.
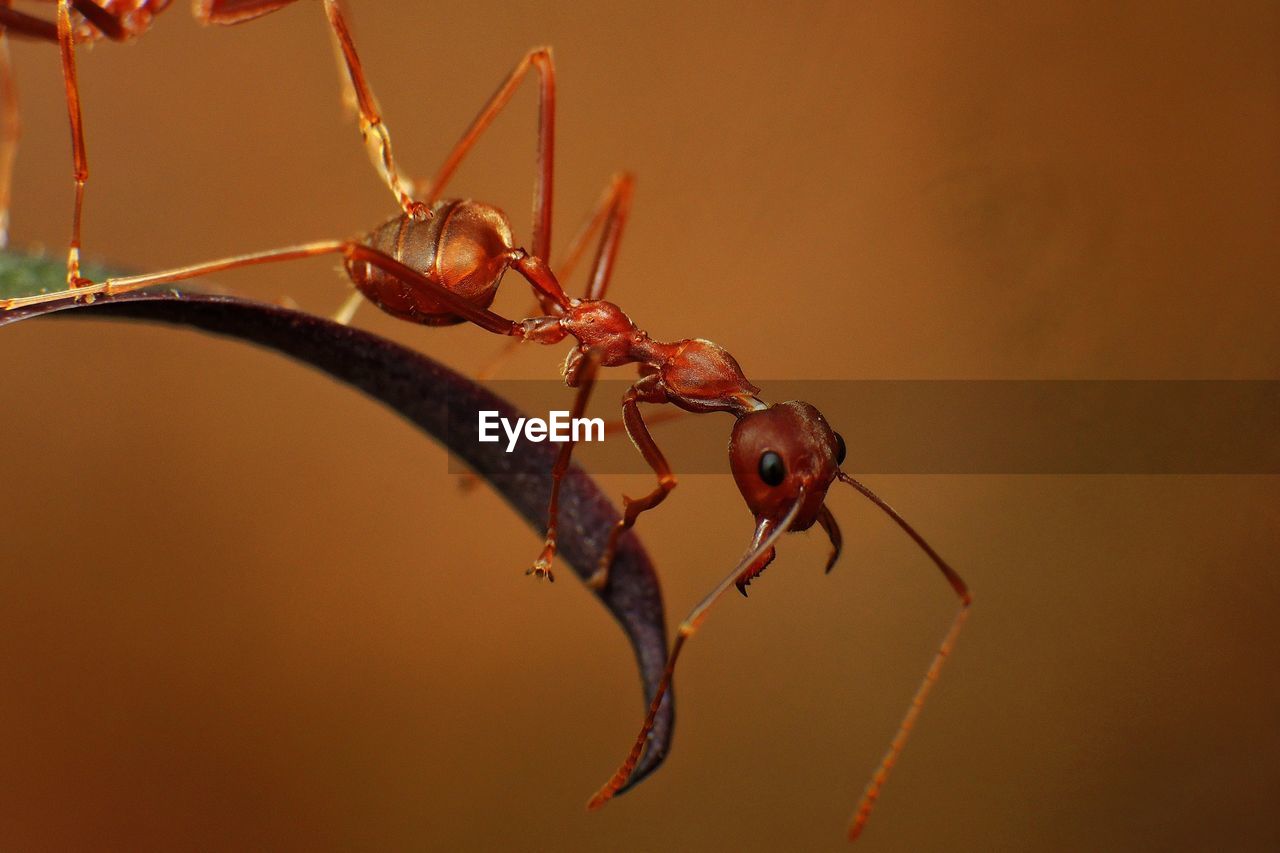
0, 28, 971, 843
0, 1, 423, 276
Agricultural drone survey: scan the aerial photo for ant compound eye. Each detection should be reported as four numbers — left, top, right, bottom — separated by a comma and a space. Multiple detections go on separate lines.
758, 450, 786, 487
834, 432, 847, 465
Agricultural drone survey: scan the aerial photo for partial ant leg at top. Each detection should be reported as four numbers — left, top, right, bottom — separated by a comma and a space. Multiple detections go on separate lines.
55, 0, 87, 287
318, 0, 426, 220
53, 0, 138, 284
0, 1, 128, 254
0, 1, 122, 282
0, 22, 19, 249
195, 0, 425, 220
22, 0, 423, 291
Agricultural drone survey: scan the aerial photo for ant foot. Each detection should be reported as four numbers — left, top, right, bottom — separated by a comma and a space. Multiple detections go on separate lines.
526, 559, 555, 582
403, 199, 432, 222
67, 275, 96, 303
526, 541, 556, 582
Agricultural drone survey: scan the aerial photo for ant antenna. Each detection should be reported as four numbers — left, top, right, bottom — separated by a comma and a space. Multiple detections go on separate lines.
836, 471, 971, 841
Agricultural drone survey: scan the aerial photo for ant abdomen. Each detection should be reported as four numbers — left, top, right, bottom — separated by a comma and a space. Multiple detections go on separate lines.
347, 199, 515, 326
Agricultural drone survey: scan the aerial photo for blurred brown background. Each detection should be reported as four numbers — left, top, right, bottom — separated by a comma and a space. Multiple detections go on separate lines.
2, 1, 1278, 850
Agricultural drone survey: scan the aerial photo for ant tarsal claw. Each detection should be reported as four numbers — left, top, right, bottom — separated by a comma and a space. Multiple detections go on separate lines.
404, 199, 432, 222
525, 562, 555, 582
527, 542, 557, 582
69, 279, 97, 304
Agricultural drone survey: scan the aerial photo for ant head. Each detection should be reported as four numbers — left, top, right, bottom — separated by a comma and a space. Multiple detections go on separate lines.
729, 401, 845, 530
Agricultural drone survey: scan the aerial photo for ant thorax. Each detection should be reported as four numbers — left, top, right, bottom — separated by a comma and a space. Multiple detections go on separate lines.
563, 300, 670, 368
658, 338, 763, 415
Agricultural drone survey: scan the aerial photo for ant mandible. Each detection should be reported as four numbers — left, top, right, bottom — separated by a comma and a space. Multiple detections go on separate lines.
0, 25, 971, 843
0, 1, 424, 279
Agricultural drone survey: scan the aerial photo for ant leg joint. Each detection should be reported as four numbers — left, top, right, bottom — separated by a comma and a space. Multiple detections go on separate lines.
517, 316, 566, 344
361, 121, 428, 221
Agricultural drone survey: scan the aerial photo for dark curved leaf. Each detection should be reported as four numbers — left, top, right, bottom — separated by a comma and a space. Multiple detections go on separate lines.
0, 269, 674, 789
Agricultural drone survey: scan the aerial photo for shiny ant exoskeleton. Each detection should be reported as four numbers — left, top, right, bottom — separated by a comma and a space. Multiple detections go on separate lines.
0, 20, 971, 841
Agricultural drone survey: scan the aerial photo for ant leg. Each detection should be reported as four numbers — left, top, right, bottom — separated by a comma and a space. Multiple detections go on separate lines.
319, 0, 426, 220
417, 47, 556, 262
0, 239, 538, 340
586, 376, 676, 591
528, 348, 602, 582
195, 1, 425, 219
463, 168, 629, 488
577, 172, 634, 301
0, 25, 19, 249
55, 0, 88, 287
330, 288, 362, 325
0, 2, 122, 253
511, 172, 637, 519
68, 0, 129, 40
0, 5, 58, 41
587, 499, 802, 808
600, 407, 682, 437
473, 171, 635, 380
510, 252, 571, 314
194, 1, 294, 26
557, 171, 635, 296
816, 504, 843, 574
